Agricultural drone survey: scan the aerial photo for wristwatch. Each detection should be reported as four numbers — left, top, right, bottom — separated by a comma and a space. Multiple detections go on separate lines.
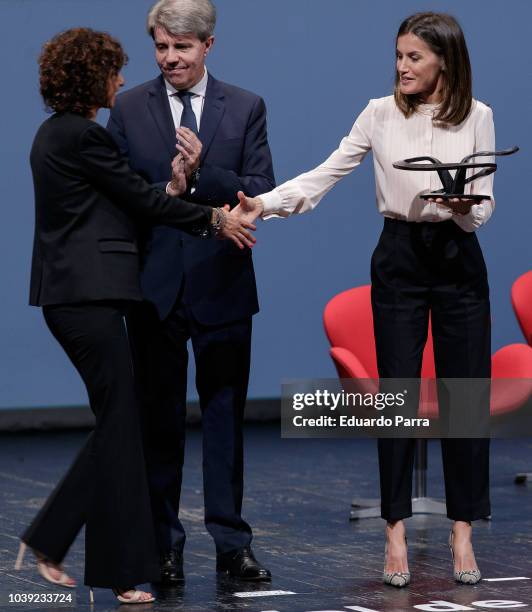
188, 167, 201, 195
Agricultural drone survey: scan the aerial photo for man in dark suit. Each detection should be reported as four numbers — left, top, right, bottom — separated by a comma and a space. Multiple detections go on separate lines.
107, 0, 275, 583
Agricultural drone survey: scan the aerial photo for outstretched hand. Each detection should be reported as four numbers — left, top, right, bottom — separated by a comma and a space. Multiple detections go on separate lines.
219, 204, 257, 249
231, 191, 265, 225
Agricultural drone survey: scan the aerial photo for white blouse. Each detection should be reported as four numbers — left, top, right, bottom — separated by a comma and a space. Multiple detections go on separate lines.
260, 96, 495, 232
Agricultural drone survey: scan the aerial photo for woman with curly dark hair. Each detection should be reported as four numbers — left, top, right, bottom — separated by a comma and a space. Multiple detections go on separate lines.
14, 27, 255, 605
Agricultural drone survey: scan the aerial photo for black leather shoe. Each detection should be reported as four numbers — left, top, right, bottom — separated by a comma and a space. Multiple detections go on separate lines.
216, 546, 271, 581
155, 549, 184, 585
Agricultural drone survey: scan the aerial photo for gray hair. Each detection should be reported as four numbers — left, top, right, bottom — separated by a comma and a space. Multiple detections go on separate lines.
147, 0, 216, 41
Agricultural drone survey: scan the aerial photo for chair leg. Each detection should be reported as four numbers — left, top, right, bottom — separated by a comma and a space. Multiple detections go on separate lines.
350, 497, 382, 520
515, 472, 532, 484
349, 439, 447, 520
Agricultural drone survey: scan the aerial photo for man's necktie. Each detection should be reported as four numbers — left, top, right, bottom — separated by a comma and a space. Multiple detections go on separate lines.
176, 91, 198, 134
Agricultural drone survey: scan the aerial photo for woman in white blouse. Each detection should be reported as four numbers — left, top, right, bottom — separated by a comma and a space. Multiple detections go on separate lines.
237, 12, 492, 587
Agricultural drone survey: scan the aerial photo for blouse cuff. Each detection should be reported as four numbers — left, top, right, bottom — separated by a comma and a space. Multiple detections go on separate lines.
261, 190, 290, 219
451, 201, 489, 233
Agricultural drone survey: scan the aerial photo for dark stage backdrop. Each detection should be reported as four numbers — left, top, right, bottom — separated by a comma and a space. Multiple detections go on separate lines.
0, 0, 530, 409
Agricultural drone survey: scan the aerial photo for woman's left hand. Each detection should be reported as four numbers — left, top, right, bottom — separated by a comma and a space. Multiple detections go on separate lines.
431, 197, 477, 215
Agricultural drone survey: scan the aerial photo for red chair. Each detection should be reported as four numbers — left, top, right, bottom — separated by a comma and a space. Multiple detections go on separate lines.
511, 270, 532, 484
512, 270, 532, 346
323, 284, 532, 518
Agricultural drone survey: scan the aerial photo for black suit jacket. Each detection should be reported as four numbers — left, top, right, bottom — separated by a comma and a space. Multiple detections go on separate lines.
29, 113, 212, 306
107, 74, 275, 324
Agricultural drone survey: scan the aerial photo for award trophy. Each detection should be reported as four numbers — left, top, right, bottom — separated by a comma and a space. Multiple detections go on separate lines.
393, 146, 519, 201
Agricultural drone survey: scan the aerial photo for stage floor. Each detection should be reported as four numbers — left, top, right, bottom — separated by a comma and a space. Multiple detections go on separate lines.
1, 425, 531, 611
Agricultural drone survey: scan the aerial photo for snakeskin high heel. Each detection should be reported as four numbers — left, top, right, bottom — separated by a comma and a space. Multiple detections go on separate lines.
449, 530, 481, 584
383, 536, 410, 588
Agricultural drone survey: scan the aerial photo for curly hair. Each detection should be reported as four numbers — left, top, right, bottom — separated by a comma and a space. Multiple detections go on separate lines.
39, 28, 127, 116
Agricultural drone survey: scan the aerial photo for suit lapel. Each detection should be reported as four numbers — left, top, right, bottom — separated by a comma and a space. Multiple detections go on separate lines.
147, 76, 176, 160
199, 75, 225, 162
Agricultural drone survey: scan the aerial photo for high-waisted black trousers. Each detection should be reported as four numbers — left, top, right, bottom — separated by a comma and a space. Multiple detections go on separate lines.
371, 218, 491, 522
22, 302, 160, 588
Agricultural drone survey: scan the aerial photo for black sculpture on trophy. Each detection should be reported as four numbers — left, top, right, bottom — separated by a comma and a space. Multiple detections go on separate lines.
393, 146, 519, 201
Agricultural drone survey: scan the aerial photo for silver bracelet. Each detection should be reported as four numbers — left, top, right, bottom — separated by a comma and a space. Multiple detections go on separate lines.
211, 207, 227, 236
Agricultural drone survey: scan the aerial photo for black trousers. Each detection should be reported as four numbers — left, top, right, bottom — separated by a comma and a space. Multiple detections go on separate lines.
371, 218, 491, 522
22, 302, 159, 588
128, 301, 253, 555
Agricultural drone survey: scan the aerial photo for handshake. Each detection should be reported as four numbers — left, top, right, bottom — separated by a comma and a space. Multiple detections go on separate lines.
167, 129, 265, 249
205, 192, 264, 250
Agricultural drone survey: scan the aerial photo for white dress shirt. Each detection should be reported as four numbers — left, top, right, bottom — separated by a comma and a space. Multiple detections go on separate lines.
260, 96, 496, 232
165, 68, 208, 130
